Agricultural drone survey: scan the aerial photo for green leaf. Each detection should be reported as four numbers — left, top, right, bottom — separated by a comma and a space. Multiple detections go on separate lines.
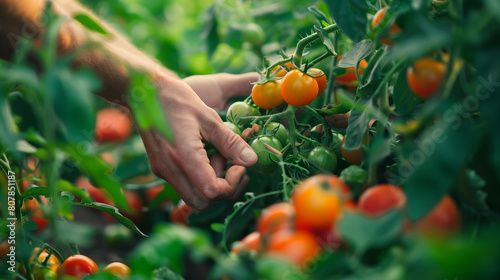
338, 210, 403, 255
338, 40, 372, 68
73, 14, 109, 35
0, 86, 20, 160
63, 146, 128, 209
78, 202, 147, 237
309, 6, 331, 25
57, 179, 93, 201
210, 223, 225, 232
393, 68, 420, 115
129, 73, 174, 142
203, 5, 219, 59
402, 120, 485, 221
15, 140, 37, 154
366, 135, 393, 166
24, 220, 39, 231
343, 97, 371, 150
323, 0, 368, 42
22, 186, 50, 198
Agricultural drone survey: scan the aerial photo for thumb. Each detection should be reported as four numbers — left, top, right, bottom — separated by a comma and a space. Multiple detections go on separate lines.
206, 121, 257, 166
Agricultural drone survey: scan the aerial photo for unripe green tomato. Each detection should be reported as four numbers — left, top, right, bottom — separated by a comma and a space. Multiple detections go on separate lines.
262, 122, 288, 146
339, 165, 368, 195
227, 102, 261, 129
104, 223, 133, 247
250, 136, 283, 173
242, 22, 264, 46
33, 266, 56, 280
307, 146, 337, 173
224, 121, 242, 135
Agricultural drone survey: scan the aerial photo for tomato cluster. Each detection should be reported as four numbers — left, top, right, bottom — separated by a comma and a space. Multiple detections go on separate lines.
252, 64, 327, 109
230, 174, 461, 268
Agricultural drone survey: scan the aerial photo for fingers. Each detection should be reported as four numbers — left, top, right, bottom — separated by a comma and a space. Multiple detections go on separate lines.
205, 121, 258, 167
221, 72, 260, 98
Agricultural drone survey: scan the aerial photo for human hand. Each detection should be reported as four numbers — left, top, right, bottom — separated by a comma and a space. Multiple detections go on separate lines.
183, 72, 259, 110
134, 73, 258, 210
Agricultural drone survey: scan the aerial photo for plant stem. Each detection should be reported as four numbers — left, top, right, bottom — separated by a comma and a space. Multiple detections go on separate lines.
293, 24, 339, 67
302, 105, 332, 143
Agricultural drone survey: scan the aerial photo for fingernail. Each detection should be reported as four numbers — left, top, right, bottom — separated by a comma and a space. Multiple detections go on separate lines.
240, 148, 257, 164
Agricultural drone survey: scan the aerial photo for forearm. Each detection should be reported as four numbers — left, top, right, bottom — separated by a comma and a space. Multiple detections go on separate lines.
0, 0, 177, 106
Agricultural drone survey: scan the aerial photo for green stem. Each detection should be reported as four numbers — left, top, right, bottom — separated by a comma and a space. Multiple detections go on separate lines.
308, 52, 334, 69
302, 106, 331, 143
371, 57, 407, 101
284, 106, 299, 155
360, 49, 385, 86
293, 24, 339, 67
266, 58, 293, 79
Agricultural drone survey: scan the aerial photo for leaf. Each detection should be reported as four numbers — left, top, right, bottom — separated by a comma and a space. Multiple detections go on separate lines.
203, 5, 220, 58
366, 135, 393, 166
57, 179, 93, 201
314, 25, 337, 55
338, 40, 372, 68
343, 97, 371, 151
323, 0, 368, 42
73, 14, 109, 35
129, 73, 174, 142
24, 220, 39, 231
308, 6, 331, 25
393, 68, 420, 115
22, 186, 50, 198
402, 120, 485, 221
211, 223, 225, 232
78, 202, 147, 237
148, 184, 180, 209
338, 210, 403, 255
0, 86, 20, 160
63, 146, 128, 209
15, 140, 37, 154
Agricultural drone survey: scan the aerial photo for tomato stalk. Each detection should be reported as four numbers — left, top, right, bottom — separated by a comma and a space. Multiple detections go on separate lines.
303, 106, 332, 144
292, 24, 340, 68
325, 34, 340, 107
265, 58, 293, 79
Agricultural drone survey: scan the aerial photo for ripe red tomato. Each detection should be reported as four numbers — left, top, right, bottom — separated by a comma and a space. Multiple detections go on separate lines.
292, 176, 343, 231
357, 184, 406, 216
56, 255, 99, 279
257, 203, 295, 235
280, 69, 319, 107
102, 262, 131, 279
308, 68, 327, 96
334, 55, 368, 91
251, 80, 284, 110
74, 176, 112, 204
170, 200, 193, 225
95, 108, 133, 142
407, 57, 446, 99
266, 230, 320, 267
231, 231, 262, 254
416, 195, 461, 239
371, 7, 402, 45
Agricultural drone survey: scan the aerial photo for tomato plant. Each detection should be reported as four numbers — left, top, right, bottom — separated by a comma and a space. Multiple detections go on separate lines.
280, 69, 318, 107
251, 80, 284, 110
407, 57, 446, 99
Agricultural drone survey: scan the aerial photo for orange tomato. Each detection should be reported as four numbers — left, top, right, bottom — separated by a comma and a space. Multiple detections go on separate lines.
266, 230, 320, 267
407, 57, 446, 99
371, 7, 402, 45
292, 176, 342, 231
334, 55, 368, 91
56, 255, 99, 279
95, 108, 133, 142
170, 200, 193, 225
102, 262, 131, 279
231, 231, 262, 254
308, 68, 327, 96
281, 69, 319, 107
257, 203, 295, 235
251, 80, 285, 110
341, 135, 370, 166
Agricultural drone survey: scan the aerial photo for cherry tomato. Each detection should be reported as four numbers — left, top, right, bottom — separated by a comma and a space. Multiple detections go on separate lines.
223, 121, 241, 135
341, 135, 369, 166
250, 136, 283, 173
31, 252, 60, 272
241, 22, 264, 46
300, 174, 353, 204
266, 230, 320, 267
416, 195, 461, 239
23, 198, 48, 232
307, 146, 338, 173
74, 176, 112, 205
339, 165, 368, 194
231, 231, 262, 254
102, 262, 131, 279
357, 184, 406, 216
251, 80, 284, 110
371, 7, 402, 45
32, 266, 57, 280
260, 122, 288, 146
170, 200, 193, 225
226, 102, 261, 129
308, 68, 327, 96
267, 62, 295, 78
334, 55, 368, 91
95, 108, 133, 142
56, 255, 99, 279
257, 203, 295, 236
280, 69, 319, 107
407, 57, 446, 99
292, 176, 342, 231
